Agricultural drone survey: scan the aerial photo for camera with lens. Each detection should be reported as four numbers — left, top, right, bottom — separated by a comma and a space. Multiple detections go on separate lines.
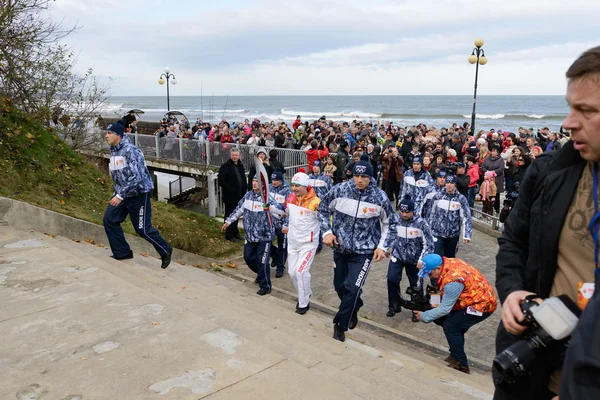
493, 295, 581, 384
400, 284, 438, 312
446, 162, 458, 175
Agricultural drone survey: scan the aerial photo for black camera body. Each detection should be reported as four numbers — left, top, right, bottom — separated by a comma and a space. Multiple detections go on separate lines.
493, 295, 581, 385
446, 162, 458, 175
400, 284, 437, 312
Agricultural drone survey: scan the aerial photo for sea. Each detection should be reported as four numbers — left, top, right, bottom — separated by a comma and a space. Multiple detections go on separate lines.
103, 95, 569, 132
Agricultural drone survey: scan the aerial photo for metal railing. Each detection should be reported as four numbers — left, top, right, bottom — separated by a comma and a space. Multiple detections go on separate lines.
127, 133, 310, 172
98, 133, 325, 217
470, 207, 503, 231
168, 176, 197, 199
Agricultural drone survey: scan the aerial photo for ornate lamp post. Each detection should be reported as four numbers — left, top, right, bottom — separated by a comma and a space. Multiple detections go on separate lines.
158, 67, 177, 111
468, 39, 488, 135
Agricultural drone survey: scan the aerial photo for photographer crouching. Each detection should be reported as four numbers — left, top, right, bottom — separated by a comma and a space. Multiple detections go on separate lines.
413, 254, 497, 374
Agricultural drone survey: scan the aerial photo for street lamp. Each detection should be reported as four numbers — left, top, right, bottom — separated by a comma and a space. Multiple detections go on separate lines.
158, 67, 177, 111
468, 38, 488, 135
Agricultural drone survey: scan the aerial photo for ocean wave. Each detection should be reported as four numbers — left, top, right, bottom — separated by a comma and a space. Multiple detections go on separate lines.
462, 114, 505, 120
280, 109, 382, 118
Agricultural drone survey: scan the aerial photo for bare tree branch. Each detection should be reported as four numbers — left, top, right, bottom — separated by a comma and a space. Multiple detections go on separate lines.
0, 0, 110, 149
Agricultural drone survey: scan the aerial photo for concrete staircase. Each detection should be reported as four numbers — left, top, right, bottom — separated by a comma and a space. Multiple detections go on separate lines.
0, 226, 494, 399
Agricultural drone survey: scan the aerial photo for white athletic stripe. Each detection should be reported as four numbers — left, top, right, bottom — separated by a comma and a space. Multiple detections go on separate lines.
349, 257, 373, 327
397, 226, 423, 238
333, 198, 382, 219
308, 179, 327, 187
141, 192, 168, 255
436, 199, 461, 211
243, 199, 266, 213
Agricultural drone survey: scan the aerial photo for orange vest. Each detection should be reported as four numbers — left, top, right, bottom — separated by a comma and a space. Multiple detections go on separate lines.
438, 257, 497, 314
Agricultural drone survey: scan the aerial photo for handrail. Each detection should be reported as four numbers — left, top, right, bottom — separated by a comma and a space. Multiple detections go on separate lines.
470, 206, 503, 231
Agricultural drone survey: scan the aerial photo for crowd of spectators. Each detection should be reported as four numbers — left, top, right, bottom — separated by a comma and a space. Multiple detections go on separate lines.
151, 111, 568, 216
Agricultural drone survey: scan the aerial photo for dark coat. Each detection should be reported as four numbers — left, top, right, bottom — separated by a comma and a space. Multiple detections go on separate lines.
269, 157, 285, 174
560, 271, 600, 400
247, 162, 274, 191
494, 141, 587, 399
456, 173, 469, 198
218, 159, 247, 204
482, 155, 506, 192
335, 149, 350, 181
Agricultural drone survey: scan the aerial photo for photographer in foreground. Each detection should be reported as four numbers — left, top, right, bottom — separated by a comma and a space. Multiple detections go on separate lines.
414, 254, 497, 374
494, 46, 600, 399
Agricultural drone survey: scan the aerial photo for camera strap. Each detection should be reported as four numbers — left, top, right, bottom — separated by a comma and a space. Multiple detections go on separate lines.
589, 162, 600, 277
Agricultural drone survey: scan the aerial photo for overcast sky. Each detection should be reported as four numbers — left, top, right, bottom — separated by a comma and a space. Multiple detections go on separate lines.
51, 0, 599, 96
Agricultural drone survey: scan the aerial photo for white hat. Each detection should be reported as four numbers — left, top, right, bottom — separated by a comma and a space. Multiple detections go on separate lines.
291, 172, 309, 187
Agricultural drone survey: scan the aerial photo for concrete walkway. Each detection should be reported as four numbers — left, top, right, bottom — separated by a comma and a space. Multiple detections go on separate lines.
232, 228, 500, 367
0, 226, 494, 399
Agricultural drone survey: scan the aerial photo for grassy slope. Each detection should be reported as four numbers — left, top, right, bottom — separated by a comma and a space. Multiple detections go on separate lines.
0, 100, 242, 259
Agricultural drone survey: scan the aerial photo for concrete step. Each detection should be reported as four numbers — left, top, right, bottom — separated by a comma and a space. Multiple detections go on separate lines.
48, 234, 494, 396
97, 242, 494, 394
37, 236, 426, 400
36, 232, 493, 399
0, 234, 302, 399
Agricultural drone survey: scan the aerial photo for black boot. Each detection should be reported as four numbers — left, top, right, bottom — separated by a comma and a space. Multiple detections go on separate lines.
386, 305, 402, 317
160, 249, 172, 269
296, 304, 310, 315
110, 251, 133, 260
333, 324, 345, 342
257, 287, 272, 296
349, 310, 359, 330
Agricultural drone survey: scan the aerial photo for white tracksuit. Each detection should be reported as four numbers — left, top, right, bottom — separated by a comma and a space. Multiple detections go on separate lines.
284, 190, 320, 308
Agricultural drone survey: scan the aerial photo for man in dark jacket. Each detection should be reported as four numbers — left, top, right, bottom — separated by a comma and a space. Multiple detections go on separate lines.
451, 134, 464, 160
494, 45, 600, 400
334, 140, 350, 183
455, 162, 470, 198
400, 134, 414, 158
268, 148, 285, 174
218, 148, 247, 241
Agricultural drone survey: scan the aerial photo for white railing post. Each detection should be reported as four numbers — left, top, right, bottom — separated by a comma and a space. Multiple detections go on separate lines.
155, 135, 160, 158
208, 174, 217, 217
179, 139, 184, 162
134, 132, 139, 146
205, 141, 211, 166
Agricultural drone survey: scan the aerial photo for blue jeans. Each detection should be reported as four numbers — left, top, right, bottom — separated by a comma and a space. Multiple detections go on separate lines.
434, 309, 491, 366
467, 187, 476, 208
244, 241, 271, 291
103, 192, 172, 258
333, 252, 373, 331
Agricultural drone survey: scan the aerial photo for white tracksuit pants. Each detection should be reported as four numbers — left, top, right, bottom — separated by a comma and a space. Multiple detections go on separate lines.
287, 245, 318, 308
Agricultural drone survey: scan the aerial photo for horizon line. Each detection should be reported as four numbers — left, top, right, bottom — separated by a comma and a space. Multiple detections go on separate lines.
109, 94, 565, 97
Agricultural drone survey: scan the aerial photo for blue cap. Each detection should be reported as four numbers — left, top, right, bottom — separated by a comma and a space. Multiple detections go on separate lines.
106, 120, 125, 137
313, 160, 322, 168
353, 154, 373, 177
271, 170, 284, 182
413, 156, 422, 164
437, 169, 447, 178
445, 174, 457, 184
457, 162, 465, 168
399, 195, 415, 213
418, 254, 443, 278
